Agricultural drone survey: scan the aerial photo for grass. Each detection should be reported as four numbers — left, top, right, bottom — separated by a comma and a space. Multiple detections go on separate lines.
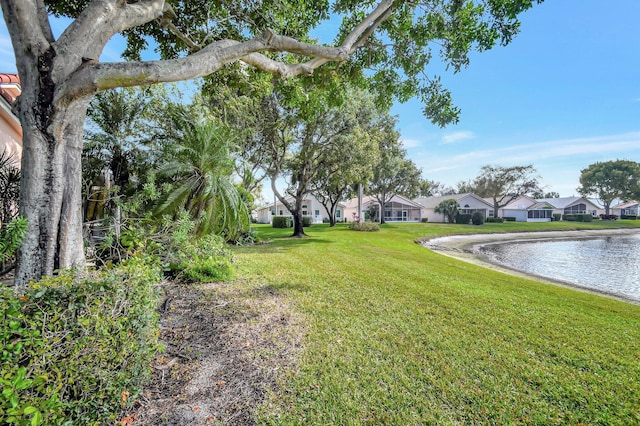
231, 221, 640, 425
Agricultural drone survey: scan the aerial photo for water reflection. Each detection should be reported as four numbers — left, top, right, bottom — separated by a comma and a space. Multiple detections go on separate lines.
478, 234, 640, 301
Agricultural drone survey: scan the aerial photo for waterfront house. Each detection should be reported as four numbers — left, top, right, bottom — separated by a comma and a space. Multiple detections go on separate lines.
255, 194, 345, 224
415, 193, 492, 223
612, 200, 639, 218
499, 196, 555, 222
344, 194, 423, 222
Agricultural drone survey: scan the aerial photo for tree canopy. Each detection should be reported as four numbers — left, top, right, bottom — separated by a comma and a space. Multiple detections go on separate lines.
578, 160, 640, 214
469, 164, 540, 217
2, 0, 542, 288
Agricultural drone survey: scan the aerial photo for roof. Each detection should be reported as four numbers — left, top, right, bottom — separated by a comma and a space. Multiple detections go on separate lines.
345, 194, 424, 209
612, 200, 639, 209
0, 73, 21, 105
537, 196, 599, 209
415, 193, 493, 209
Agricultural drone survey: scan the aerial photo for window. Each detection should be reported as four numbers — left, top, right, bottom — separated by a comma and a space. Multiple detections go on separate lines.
302, 204, 308, 209
564, 203, 587, 214
336, 210, 341, 218
528, 210, 552, 219
270, 210, 275, 215
279, 210, 283, 215
315, 210, 320, 216
302, 210, 308, 216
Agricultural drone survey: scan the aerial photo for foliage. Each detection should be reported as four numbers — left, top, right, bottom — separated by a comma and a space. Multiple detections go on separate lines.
455, 213, 472, 224
552, 213, 562, 222
168, 234, 234, 283
503, 216, 516, 222
471, 211, 485, 225
471, 164, 541, 216
434, 199, 460, 224
302, 216, 313, 227
0, 256, 161, 425
485, 217, 504, 223
0, 217, 27, 264
421, 218, 429, 223
564, 214, 594, 222
0, 151, 20, 225
272, 216, 293, 229
154, 111, 249, 239
578, 160, 640, 214
348, 221, 380, 232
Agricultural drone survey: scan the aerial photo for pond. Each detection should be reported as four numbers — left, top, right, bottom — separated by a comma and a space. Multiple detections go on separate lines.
478, 234, 640, 302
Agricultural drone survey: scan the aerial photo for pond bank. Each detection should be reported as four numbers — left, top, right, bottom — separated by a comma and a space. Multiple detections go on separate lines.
421, 228, 640, 305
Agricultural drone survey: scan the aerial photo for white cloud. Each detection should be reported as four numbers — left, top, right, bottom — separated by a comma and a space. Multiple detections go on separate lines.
441, 130, 474, 144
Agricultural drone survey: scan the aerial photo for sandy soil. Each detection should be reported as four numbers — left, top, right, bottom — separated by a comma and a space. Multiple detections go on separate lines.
420, 228, 640, 305
126, 279, 304, 425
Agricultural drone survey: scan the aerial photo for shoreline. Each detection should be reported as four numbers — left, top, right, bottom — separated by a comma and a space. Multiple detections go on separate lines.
421, 228, 640, 305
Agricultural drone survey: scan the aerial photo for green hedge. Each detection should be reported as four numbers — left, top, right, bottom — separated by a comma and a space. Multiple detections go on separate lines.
621, 214, 638, 220
420, 218, 429, 223
552, 213, 562, 222
0, 256, 162, 425
503, 217, 516, 222
455, 214, 472, 224
564, 214, 593, 222
485, 217, 503, 223
272, 216, 292, 228
302, 216, 312, 227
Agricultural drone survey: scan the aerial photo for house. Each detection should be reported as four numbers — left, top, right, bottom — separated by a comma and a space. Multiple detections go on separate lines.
0, 73, 22, 165
255, 194, 345, 224
344, 194, 423, 222
538, 197, 601, 218
612, 200, 639, 218
500, 195, 555, 222
415, 193, 492, 223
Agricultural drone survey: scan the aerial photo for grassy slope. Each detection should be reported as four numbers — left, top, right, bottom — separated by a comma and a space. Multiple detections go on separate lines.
232, 221, 640, 425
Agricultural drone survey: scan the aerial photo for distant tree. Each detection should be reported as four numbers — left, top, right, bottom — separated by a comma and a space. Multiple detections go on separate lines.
367, 129, 423, 224
434, 199, 460, 224
472, 165, 541, 217
456, 179, 477, 194
422, 180, 454, 197
531, 190, 560, 199
578, 160, 640, 215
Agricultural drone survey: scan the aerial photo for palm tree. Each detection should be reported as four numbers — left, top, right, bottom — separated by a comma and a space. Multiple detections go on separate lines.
434, 199, 460, 224
0, 150, 20, 224
155, 117, 249, 238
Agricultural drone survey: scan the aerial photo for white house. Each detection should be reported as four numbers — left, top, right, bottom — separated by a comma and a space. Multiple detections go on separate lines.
539, 196, 601, 218
255, 194, 345, 224
415, 193, 492, 222
500, 195, 555, 222
612, 200, 639, 218
344, 194, 424, 222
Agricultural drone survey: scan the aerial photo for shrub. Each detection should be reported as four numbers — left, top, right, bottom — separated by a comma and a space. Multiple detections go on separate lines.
485, 217, 504, 223
349, 221, 380, 232
600, 214, 619, 220
0, 256, 161, 425
421, 218, 429, 223
579, 214, 593, 222
272, 216, 292, 228
302, 216, 312, 227
471, 211, 485, 225
169, 234, 234, 283
621, 214, 639, 220
455, 213, 471, 224
503, 217, 516, 222
552, 213, 562, 222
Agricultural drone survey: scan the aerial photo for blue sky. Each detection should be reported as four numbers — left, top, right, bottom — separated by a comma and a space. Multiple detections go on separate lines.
1, 1, 639, 198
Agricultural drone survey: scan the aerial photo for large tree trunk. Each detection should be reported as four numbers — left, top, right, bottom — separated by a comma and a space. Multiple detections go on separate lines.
292, 211, 305, 237
14, 75, 89, 290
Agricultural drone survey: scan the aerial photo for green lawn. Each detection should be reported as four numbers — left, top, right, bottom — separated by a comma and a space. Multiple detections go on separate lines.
232, 221, 640, 425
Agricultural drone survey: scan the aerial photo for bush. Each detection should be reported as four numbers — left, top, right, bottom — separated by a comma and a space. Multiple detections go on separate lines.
471, 212, 485, 225
455, 213, 472, 224
579, 214, 593, 222
302, 216, 312, 227
621, 214, 639, 220
421, 218, 429, 223
600, 214, 619, 220
503, 217, 516, 222
349, 221, 380, 232
552, 213, 562, 222
169, 234, 234, 283
485, 217, 504, 223
0, 256, 162, 425
272, 216, 292, 228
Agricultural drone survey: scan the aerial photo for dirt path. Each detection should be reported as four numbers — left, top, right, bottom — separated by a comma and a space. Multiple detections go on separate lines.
129, 279, 303, 425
